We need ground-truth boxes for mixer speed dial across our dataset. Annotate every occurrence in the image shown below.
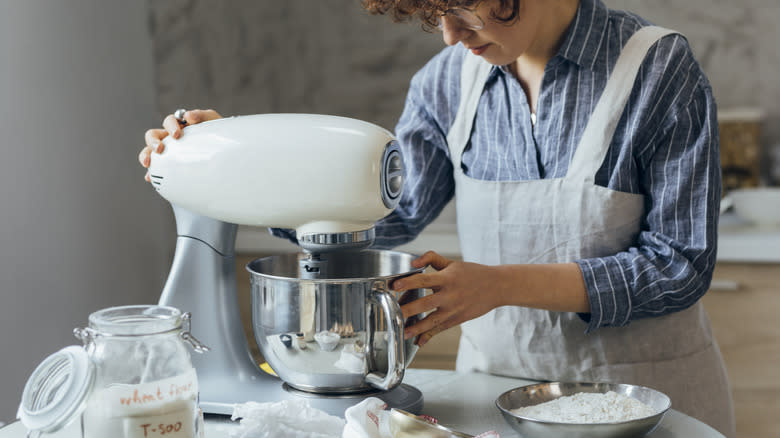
[381,141,404,209]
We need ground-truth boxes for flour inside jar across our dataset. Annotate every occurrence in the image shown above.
[81,368,201,438]
[510,391,657,423]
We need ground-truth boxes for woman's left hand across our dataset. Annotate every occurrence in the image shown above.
[392,251,504,347]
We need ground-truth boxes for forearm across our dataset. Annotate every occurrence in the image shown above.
[394,254,591,346]
[492,263,590,313]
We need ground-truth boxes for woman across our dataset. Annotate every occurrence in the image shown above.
[139,0,734,435]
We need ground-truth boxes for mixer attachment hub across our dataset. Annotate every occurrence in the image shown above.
[297,227,376,253]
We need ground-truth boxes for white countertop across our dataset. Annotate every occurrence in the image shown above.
[402,370,722,437]
[716,213,780,263]
[2,369,722,438]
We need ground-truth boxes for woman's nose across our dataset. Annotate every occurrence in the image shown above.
[440,16,471,46]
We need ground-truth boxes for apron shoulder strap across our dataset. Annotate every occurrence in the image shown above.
[446,51,493,168]
[566,26,680,184]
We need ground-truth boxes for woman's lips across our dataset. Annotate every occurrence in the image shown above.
[468,44,490,55]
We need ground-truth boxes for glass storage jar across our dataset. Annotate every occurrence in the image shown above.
[18,305,208,438]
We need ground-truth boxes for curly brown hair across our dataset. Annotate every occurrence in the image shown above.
[361,0,521,31]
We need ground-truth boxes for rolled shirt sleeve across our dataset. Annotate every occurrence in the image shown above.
[576,43,720,332]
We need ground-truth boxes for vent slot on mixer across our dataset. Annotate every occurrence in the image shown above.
[149,174,164,192]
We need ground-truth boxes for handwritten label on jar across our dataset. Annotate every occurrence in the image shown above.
[126,407,196,438]
[82,369,199,438]
[104,369,198,411]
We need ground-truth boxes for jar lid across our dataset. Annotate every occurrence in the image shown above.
[17,346,95,434]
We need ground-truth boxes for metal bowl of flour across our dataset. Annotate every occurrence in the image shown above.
[495,382,671,438]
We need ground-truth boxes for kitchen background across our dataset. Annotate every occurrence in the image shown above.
[0,0,778,436]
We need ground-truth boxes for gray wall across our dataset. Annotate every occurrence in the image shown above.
[148,0,443,133]
[605,0,780,182]
[0,1,173,422]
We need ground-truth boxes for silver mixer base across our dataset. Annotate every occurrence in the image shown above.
[282,383,424,416]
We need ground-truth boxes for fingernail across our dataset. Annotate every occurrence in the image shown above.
[151,140,160,153]
[393,281,403,290]
[404,329,411,339]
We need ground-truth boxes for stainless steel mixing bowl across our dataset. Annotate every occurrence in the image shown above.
[247,249,427,394]
[495,382,671,438]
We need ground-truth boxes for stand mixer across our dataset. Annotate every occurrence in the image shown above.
[148,114,425,416]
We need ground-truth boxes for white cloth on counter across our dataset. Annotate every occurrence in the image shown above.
[342,398,391,438]
[344,398,501,438]
[230,399,345,438]
[229,397,499,438]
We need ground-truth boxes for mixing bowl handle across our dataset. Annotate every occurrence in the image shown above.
[365,281,405,391]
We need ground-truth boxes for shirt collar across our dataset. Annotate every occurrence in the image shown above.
[491,0,611,80]
[555,0,611,71]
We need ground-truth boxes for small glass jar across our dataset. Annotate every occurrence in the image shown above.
[19,305,208,438]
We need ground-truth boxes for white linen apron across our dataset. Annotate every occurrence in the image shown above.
[449,27,735,437]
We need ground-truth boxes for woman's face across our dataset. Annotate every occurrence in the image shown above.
[440,0,570,66]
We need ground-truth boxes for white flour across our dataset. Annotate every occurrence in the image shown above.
[510,391,657,423]
[81,370,200,437]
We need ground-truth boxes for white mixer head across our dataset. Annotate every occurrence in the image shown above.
[148,113,404,251]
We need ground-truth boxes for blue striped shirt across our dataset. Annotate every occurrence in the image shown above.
[372,0,721,332]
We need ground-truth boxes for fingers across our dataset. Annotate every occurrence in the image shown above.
[186,108,222,124]
[140,128,167,180]
[415,327,443,347]
[393,261,449,292]
[400,292,440,320]
[404,307,450,337]
[138,146,152,168]
[144,128,168,154]
[163,109,223,140]
[405,310,457,346]
[163,114,184,140]
[393,273,429,292]
[411,250,452,270]
[140,109,223,182]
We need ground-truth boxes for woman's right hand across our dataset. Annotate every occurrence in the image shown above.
[139,109,222,181]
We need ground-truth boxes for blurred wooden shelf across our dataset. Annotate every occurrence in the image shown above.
[703,262,780,438]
